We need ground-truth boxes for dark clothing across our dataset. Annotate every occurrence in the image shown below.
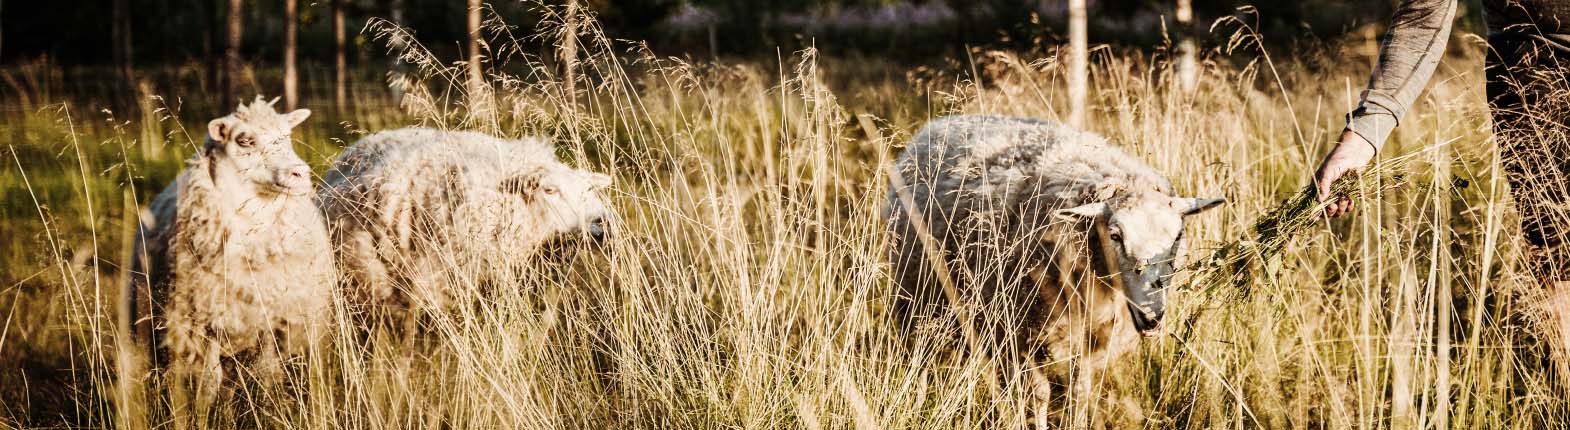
[1485,0,1570,38]
[1345,0,1570,151]
[1345,0,1570,279]
[1488,33,1570,277]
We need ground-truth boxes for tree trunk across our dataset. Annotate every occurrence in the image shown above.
[204,0,219,95]
[388,0,407,103]
[222,0,243,109]
[1067,0,1087,128]
[284,0,298,110]
[559,0,579,106]
[466,0,486,107]
[112,0,134,84]
[1175,0,1197,93]
[333,0,347,114]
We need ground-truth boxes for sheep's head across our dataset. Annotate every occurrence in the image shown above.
[495,163,615,244]
[205,97,313,197]
[1056,192,1224,337]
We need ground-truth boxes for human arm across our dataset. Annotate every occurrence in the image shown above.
[1318,0,1457,217]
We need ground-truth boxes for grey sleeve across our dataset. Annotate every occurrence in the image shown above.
[1345,0,1458,152]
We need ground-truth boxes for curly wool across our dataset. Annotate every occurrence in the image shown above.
[885,114,1176,369]
[319,128,604,323]
[128,108,334,374]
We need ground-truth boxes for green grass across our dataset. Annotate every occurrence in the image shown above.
[2,10,1567,429]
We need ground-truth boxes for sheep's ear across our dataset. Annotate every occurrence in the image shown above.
[207,117,238,142]
[586,172,612,189]
[498,169,545,199]
[283,109,312,128]
[1178,197,1226,216]
[1054,202,1107,221]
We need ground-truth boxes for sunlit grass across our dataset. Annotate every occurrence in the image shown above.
[2,4,1566,428]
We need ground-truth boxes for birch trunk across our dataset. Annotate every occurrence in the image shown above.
[1175,0,1197,92]
[559,0,579,106]
[333,0,347,114]
[284,0,298,110]
[467,0,486,111]
[1067,0,1088,128]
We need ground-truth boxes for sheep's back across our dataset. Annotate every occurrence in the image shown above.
[319,128,561,311]
[889,115,1173,234]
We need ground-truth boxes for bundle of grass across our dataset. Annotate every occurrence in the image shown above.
[1175,151,1424,336]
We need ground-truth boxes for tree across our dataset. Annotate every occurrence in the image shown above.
[333,0,348,114]
[1175,0,1197,93]
[466,0,486,108]
[284,0,298,110]
[222,0,243,109]
[559,0,579,105]
[1067,0,1087,128]
[388,0,407,103]
[204,0,220,95]
[112,0,134,84]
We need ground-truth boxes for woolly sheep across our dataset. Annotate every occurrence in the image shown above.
[885,114,1223,373]
[126,97,334,424]
[318,128,613,337]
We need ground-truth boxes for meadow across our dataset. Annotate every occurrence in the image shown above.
[2,11,1565,429]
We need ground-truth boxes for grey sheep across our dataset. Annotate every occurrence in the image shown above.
[885,114,1223,380]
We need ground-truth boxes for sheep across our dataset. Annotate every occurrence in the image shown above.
[317,128,613,340]
[126,97,334,425]
[884,114,1223,397]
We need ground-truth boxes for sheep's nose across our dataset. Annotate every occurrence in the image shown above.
[286,165,310,180]
[587,216,608,242]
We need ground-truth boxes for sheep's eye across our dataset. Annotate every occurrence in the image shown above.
[1109,232,1123,242]
[542,185,559,195]
[235,135,256,148]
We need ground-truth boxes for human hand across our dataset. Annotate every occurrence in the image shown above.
[1314,130,1377,218]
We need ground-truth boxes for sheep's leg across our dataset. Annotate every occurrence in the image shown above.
[253,332,285,388]
[192,341,223,429]
[1027,359,1054,430]
[167,360,195,430]
[1067,355,1096,430]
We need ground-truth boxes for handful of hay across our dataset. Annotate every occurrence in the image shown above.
[1175,158,1411,337]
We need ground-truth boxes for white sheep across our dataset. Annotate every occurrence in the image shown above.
[318,128,613,338]
[126,97,334,424]
[885,114,1223,384]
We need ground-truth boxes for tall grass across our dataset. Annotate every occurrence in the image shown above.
[2,3,1566,428]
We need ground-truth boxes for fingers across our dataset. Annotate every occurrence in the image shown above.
[1317,166,1359,218]
[1322,184,1355,217]
[1315,171,1335,203]
[1324,195,1354,218]
[1315,163,1342,210]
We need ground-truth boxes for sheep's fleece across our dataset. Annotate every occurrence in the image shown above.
[319,128,612,320]
[885,114,1221,370]
[127,98,334,377]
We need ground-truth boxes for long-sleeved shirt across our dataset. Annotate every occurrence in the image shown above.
[1346,0,1570,152]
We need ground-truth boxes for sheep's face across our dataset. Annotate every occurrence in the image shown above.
[206,103,313,197]
[492,164,615,245]
[1057,194,1224,337]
